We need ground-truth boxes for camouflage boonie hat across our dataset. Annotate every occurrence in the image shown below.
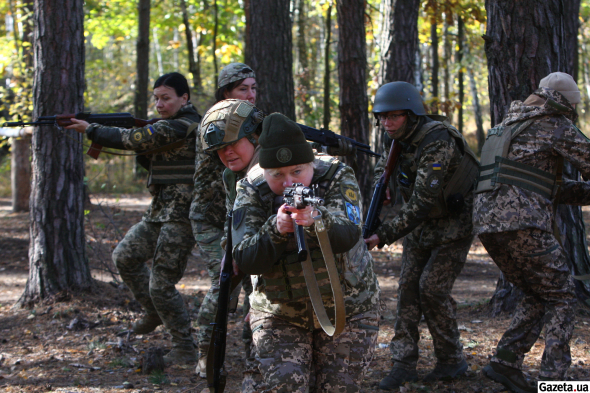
[201,99,264,152]
[218,62,256,88]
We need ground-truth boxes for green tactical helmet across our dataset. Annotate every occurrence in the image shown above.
[372,81,426,116]
[201,99,264,152]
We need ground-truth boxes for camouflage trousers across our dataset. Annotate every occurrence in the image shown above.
[247,309,379,393]
[390,234,472,369]
[112,220,195,348]
[191,221,253,357]
[479,229,576,379]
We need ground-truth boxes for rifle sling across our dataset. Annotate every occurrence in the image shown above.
[301,211,346,337]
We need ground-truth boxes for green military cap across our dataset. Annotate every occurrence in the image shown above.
[259,113,314,168]
[218,62,256,88]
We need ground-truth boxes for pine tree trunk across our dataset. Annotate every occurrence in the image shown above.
[134,0,150,120]
[485,0,587,315]
[295,0,312,121]
[376,0,420,152]
[457,17,464,134]
[11,136,31,212]
[180,0,201,93]
[336,0,371,214]
[323,4,332,130]
[18,0,92,307]
[248,0,295,119]
[430,20,439,114]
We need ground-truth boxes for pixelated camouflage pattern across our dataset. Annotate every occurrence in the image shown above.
[473,87,590,235]
[88,104,200,224]
[218,62,256,88]
[479,229,576,379]
[189,122,227,229]
[113,221,196,348]
[389,234,472,369]
[232,154,380,330]
[247,309,378,393]
[373,118,474,248]
[560,178,590,205]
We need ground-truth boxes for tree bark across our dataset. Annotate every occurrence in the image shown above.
[11,136,31,212]
[375,0,420,157]
[457,17,465,134]
[180,0,201,93]
[336,0,371,214]
[134,0,150,120]
[248,0,295,119]
[18,0,92,307]
[485,0,587,315]
[295,0,312,121]
[323,4,332,130]
[430,21,439,114]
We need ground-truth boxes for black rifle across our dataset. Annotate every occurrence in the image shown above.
[362,140,403,239]
[3,112,161,159]
[297,123,380,157]
[207,211,244,393]
[283,183,324,261]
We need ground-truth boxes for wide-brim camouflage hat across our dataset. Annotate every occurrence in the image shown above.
[218,62,256,88]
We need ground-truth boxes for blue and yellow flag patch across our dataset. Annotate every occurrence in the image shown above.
[146,125,155,135]
[432,163,442,171]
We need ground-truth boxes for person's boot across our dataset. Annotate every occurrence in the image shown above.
[132,313,163,334]
[164,345,197,366]
[195,355,207,378]
[379,366,418,391]
[423,359,468,382]
[483,362,537,393]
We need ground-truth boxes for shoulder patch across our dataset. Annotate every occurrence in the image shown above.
[132,130,144,142]
[345,202,361,225]
[340,183,359,205]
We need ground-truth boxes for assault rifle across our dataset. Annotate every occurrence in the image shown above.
[362,140,403,239]
[297,123,380,157]
[3,112,161,159]
[207,211,244,393]
[283,183,324,261]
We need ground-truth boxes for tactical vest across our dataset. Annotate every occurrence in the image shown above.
[475,119,562,200]
[147,118,200,186]
[247,156,345,303]
[397,116,480,218]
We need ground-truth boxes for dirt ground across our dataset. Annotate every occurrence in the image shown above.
[1,194,590,393]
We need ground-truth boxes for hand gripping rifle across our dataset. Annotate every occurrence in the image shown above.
[3,112,161,159]
[362,140,403,239]
[283,183,324,261]
[296,123,380,157]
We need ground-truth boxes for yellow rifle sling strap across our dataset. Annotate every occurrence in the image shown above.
[300,210,346,337]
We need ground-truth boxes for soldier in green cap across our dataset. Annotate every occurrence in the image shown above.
[365,81,479,390]
[231,112,380,392]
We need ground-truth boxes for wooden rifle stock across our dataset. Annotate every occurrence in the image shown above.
[362,140,403,239]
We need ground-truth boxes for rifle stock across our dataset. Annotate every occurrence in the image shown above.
[362,140,403,239]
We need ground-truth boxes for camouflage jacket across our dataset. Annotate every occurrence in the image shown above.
[473,88,590,235]
[86,104,201,223]
[188,121,227,230]
[373,116,474,248]
[231,155,380,329]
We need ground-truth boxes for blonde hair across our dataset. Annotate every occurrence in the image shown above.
[264,161,315,177]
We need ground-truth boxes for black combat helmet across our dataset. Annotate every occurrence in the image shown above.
[373,81,426,116]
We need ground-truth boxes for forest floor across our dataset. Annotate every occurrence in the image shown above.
[1,194,590,393]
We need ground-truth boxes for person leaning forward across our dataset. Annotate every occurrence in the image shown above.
[66,72,201,365]
[231,113,380,393]
[365,81,479,390]
[474,72,590,392]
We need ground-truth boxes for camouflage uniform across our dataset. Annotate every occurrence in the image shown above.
[474,87,590,379]
[189,115,254,361]
[86,104,201,350]
[232,154,380,393]
[373,116,474,370]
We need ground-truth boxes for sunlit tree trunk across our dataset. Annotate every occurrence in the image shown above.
[180,0,201,93]
[248,0,295,119]
[295,0,312,121]
[134,0,150,120]
[430,18,439,114]
[18,0,92,307]
[485,0,587,315]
